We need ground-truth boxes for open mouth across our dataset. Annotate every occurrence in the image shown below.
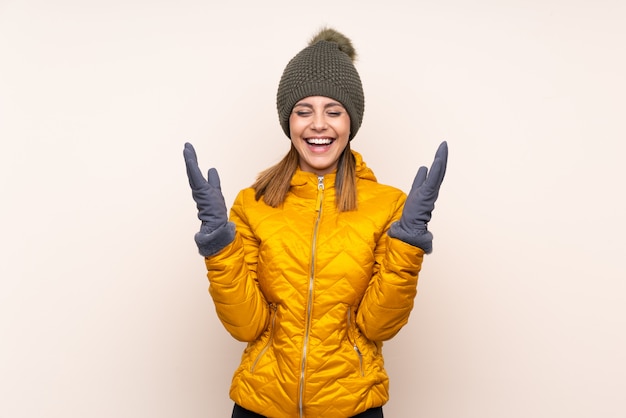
[306,137,334,146]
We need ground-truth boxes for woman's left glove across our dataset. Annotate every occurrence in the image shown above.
[388,141,448,253]
[183,142,235,256]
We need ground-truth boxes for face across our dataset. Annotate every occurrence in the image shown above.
[289,96,350,176]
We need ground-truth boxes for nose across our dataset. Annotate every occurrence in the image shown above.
[310,112,327,130]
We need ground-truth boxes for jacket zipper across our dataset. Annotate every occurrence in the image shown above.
[346,308,364,377]
[250,303,277,373]
[298,175,324,418]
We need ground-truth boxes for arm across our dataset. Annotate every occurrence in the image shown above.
[357,141,448,341]
[204,234,269,342]
[183,143,268,342]
[356,198,425,341]
[204,191,270,342]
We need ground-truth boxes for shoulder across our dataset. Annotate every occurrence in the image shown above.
[232,187,262,209]
[357,178,406,208]
[353,150,406,202]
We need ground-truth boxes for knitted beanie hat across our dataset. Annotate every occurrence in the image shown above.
[276,28,365,140]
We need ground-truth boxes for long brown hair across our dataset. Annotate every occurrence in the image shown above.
[252,143,358,211]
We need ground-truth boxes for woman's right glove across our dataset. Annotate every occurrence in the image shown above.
[183,142,235,257]
[388,141,448,253]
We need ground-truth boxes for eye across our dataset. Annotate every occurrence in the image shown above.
[327,110,343,117]
[294,110,312,117]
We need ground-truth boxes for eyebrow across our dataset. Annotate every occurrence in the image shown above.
[293,101,345,109]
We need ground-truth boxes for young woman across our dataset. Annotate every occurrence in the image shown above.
[184,28,448,418]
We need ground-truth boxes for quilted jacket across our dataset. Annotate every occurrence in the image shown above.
[204,151,425,418]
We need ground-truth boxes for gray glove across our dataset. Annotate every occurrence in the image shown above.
[183,142,235,256]
[388,141,448,253]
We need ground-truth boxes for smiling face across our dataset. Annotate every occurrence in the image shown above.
[289,96,351,176]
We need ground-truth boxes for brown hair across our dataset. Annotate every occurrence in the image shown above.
[252,143,357,212]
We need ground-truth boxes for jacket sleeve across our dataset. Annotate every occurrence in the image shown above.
[356,194,425,341]
[203,189,269,342]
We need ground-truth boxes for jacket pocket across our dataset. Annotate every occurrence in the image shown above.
[346,306,364,377]
[250,303,277,373]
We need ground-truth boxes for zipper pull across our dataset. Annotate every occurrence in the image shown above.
[316,176,324,212]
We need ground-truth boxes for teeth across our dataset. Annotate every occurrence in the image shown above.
[306,138,333,145]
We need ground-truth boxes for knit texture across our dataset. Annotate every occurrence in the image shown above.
[276,31,365,140]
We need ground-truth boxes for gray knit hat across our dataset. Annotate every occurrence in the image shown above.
[276,28,365,140]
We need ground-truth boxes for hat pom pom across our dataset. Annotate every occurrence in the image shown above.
[309,27,356,62]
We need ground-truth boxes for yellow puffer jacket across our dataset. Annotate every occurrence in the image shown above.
[204,151,424,418]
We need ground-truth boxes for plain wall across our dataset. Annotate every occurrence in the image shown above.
[1,0,625,417]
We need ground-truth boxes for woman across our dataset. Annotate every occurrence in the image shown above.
[184,28,448,418]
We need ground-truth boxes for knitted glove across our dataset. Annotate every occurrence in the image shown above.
[183,142,235,256]
[388,141,448,253]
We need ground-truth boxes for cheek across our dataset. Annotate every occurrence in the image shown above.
[335,119,351,138]
[288,117,304,137]
[338,116,351,134]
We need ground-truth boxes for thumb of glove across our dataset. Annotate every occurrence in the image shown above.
[207,167,222,191]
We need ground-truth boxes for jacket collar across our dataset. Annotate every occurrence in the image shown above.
[290,150,377,188]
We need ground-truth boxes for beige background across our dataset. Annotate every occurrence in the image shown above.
[1,0,625,417]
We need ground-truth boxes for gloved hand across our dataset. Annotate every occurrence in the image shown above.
[388,141,448,253]
[183,142,235,256]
